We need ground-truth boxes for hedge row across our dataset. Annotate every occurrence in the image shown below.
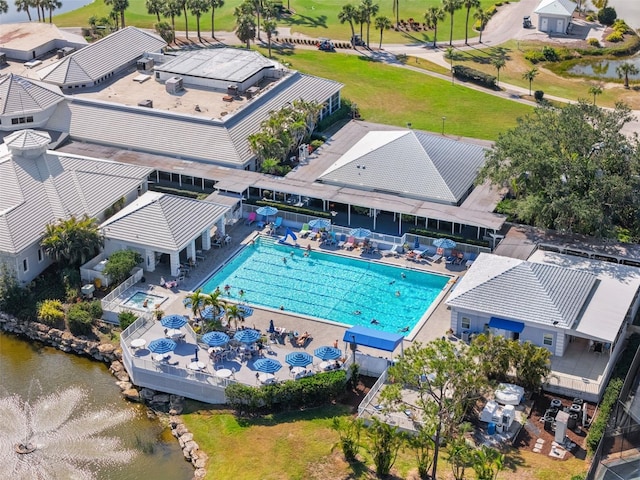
[274,37,353,49]
[408,228,490,248]
[253,199,332,218]
[452,65,498,90]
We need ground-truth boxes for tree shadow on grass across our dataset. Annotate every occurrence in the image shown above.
[281,13,328,29]
[463,45,513,65]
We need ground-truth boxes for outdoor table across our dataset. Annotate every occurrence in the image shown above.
[208,347,223,354]
[188,361,205,371]
[215,368,232,379]
[168,328,182,339]
[320,361,337,371]
[131,338,146,350]
[153,353,170,362]
[291,366,306,376]
[259,373,276,384]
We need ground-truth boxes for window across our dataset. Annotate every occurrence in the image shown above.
[22,258,28,272]
[38,249,43,262]
[461,317,470,329]
[543,333,553,346]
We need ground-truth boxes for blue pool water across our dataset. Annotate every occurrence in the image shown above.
[199,237,450,335]
[122,291,167,310]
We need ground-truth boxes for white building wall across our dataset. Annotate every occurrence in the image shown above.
[0,104,60,132]
[14,242,52,284]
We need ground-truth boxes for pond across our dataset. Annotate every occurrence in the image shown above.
[568,54,640,79]
[0,332,193,480]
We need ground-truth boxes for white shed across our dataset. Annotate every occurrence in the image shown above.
[534,0,575,34]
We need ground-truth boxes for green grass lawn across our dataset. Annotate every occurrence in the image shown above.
[53,0,500,44]
[258,47,532,140]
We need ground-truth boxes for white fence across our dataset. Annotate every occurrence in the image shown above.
[101,268,144,323]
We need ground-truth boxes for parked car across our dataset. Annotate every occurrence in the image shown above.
[317,38,335,51]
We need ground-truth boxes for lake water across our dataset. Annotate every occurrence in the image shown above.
[568,55,640,79]
[2,0,93,24]
[0,331,193,480]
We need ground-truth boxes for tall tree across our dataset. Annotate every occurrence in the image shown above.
[442,0,462,46]
[225,303,245,330]
[155,20,175,43]
[146,0,163,22]
[616,62,639,89]
[41,216,104,268]
[588,83,603,105]
[365,418,405,478]
[477,101,640,237]
[391,0,399,28]
[381,338,486,480]
[263,17,277,57]
[462,0,479,44]
[474,8,491,43]
[374,15,391,48]
[105,0,129,28]
[359,0,379,48]
[522,67,538,95]
[338,4,357,45]
[15,0,32,21]
[179,0,190,40]
[187,0,209,40]
[162,0,183,32]
[41,0,61,22]
[184,288,206,319]
[235,11,256,48]
[491,56,505,87]
[209,0,224,37]
[424,6,445,48]
[472,445,505,480]
[0,0,8,14]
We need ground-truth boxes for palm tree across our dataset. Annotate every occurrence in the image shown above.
[338,4,357,45]
[42,0,61,22]
[41,216,104,268]
[491,56,505,87]
[424,6,445,48]
[235,13,256,48]
[616,62,639,89]
[184,288,206,319]
[263,17,277,57]
[472,445,504,480]
[442,0,462,46]
[104,0,129,28]
[0,0,8,14]
[391,0,399,28]
[225,303,245,330]
[522,67,538,95]
[375,15,392,48]
[162,0,183,33]
[209,0,224,37]
[188,0,209,40]
[462,0,479,44]
[14,0,32,21]
[588,83,603,105]
[359,0,379,48]
[474,8,491,43]
[146,0,163,21]
[179,0,190,40]
[155,20,175,43]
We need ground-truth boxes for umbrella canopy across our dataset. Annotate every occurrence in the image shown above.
[349,228,372,239]
[256,206,279,217]
[253,358,282,373]
[314,346,342,361]
[238,305,254,318]
[433,238,457,249]
[309,218,331,230]
[148,338,177,354]
[285,351,313,367]
[233,329,262,344]
[202,306,225,320]
[201,331,230,347]
[183,297,203,309]
[160,314,188,329]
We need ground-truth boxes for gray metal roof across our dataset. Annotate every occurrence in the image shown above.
[318,130,487,204]
[0,132,152,254]
[534,0,575,16]
[100,192,229,252]
[37,27,166,86]
[0,74,64,115]
[446,253,598,328]
[44,71,342,167]
[156,48,278,83]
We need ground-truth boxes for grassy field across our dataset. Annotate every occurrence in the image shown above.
[53,0,500,44]
[255,47,532,139]
[181,404,588,480]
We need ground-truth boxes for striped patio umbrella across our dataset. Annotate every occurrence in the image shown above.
[309,218,331,230]
[285,351,313,367]
[253,358,282,373]
[233,329,261,344]
[314,346,342,361]
[349,228,371,239]
[160,314,188,329]
[201,331,230,347]
[238,305,254,318]
[147,338,177,354]
[201,306,225,321]
[432,238,457,249]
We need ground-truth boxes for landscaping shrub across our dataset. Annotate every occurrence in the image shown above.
[253,199,331,218]
[606,31,624,43]
[75,299,103,319]
[104,249,143,285]
[598,7,617,26]
[524,49,545,64]
[534,90,545,102]
[542,46,559,61]
[612,19,630,34]
[67,303,94,335]
[452,65,497,89]
[37,299,66,327]
[119,311,138,330]
[149,185,203,199]
[310,139,324,149]
[588,38,601,47]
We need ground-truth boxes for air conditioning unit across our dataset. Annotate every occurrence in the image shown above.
[166,76,183,94]
[227,85,238,96]
[137,58,154,71]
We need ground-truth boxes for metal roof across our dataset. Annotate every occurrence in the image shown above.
[100,192,230,252]
[534,0,575,16]
[37,27,166,86]
[0,132,152,254]
[0,74,65,115]
[155,48,279,83]
[318,130,487,204]
[446,253,598,328]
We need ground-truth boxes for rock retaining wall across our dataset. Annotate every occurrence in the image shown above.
[0,312,207,480]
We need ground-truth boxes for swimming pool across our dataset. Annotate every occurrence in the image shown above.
[199,237,450,336]
[122,291,167,310]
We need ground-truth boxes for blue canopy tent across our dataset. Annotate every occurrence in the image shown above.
[342,325,405,357]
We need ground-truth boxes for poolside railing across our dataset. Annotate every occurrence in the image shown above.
[357,368,388,417]
[101,268,145,323]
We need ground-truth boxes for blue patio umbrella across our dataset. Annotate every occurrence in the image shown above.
[238,305,254,318]
[256,206,279,223]
[349,228,371,239]
[309,218,331,230]
[253,358,282,373]
[285,351,313,367]
[183,297,204,309]
[148,338,177,354]
[314,346,342,361]
[160,314,188,329]
[433,238,457,250]
[202,306,225,321]
[233,329,262,344]
[201,331,230,347]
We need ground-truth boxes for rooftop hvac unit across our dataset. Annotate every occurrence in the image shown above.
[227,85,238,96]
[166,76,183,94]
[137,58,154,71]
[56,47,75,59]
[0,53,6,66]
[245,86,260,99]
[138,99,153,108]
